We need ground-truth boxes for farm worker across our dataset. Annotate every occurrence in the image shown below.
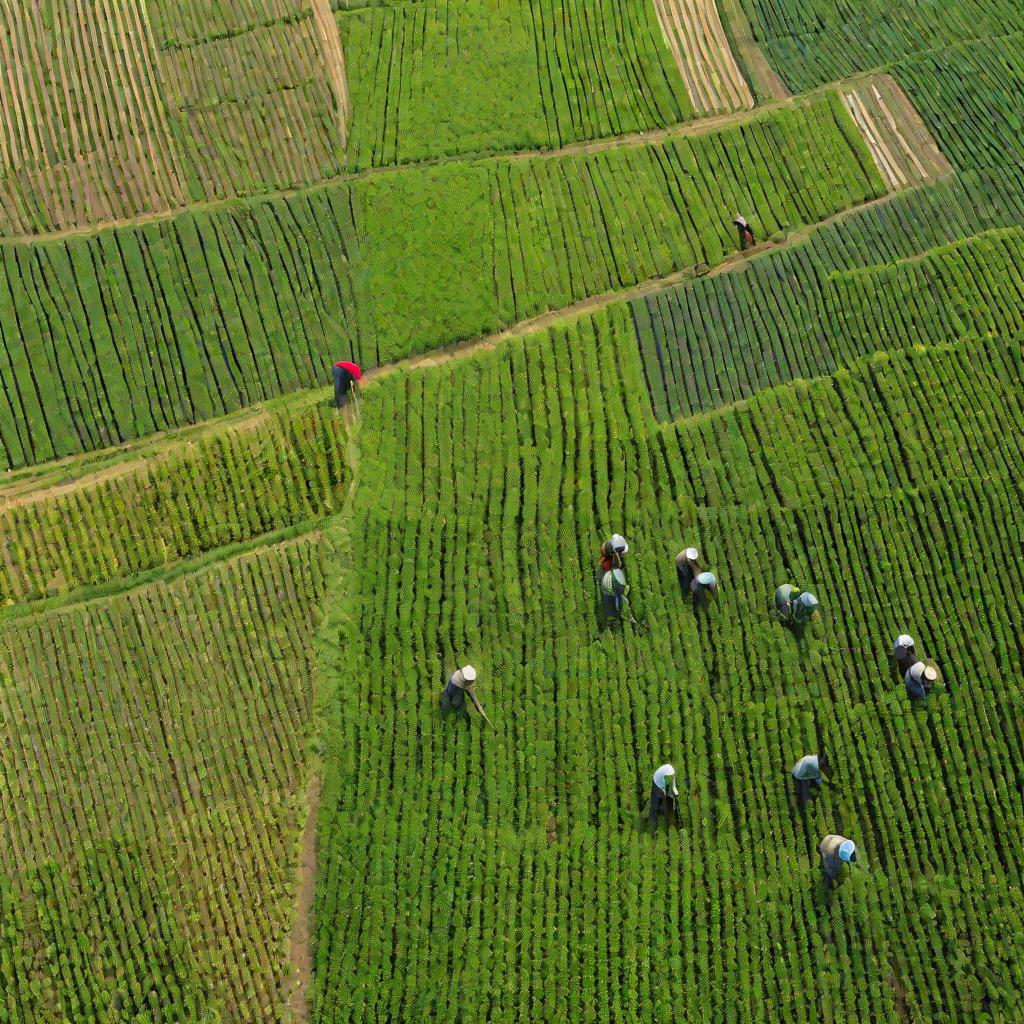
[332,359,362,408]
[733,215,755,251]
[791,752,832,807]
[819,834,857,887]
[601,568,632,623]
[774,584,819,625]
[648,764,679,824]
[444,665,491,723]
[893,634,917,674]
[691,571,718,608]
[904,660,939,700]
[675,547,701,590]
[600,534,629,571]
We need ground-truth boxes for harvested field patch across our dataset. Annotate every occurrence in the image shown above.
[650,0,754,114]
[842,74,951,190]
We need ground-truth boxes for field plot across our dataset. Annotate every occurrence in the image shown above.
[0,93,882,470]
[0,538,324,1023]
[340,0,695,168]
[339,0,547,168]
[0,402,345,603]
[155,11,346,200]
[314,307,1024,1022]
[650,0,753,115]
[631,168,1024,420]
[0,0,186,236]
[736,0,1024,91]
[841,75,951,190]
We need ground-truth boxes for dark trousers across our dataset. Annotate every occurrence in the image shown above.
[648,784,673,824]
[677,564,694,594]
[795,777,812,806]
[333,365,353,408]
[444,681,465,710]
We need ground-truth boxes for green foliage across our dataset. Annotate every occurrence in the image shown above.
[314,302,1024,1022]
[0,539,324,1022]
[0,401,346,603]
[340,0,693,169]
[631,173,1024,420]
[0,94,880,469]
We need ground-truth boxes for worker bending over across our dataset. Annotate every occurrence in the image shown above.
[444,665,490,723]
[774,584,819,627]
[600,534,629,571]
[819,834,857,888]
[649,764,679,825]
[333,360,362,408]
[791,752,832,807]
[675,547,701,589]
[733,215,755,251]
[905,660,939,700]
[893,634,917,675]
[601,568,634,624]
[691,571,717,609]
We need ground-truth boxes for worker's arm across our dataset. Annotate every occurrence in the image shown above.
[467,687,491,724]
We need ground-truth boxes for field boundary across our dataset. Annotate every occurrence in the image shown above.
[286,773,321,1023]
[3,75,891,247]
[716,0,790,99]
[0,185,911,509]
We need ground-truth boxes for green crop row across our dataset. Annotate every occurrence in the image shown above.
[314,305,1024,1021]
[0,537,324,1022]
[339,0,694,170]
[0,93,881,470]
[631,170,1024,420]
[0,401,345,604]
[827,227,1024,356]
[658,334,1024,513]
[736,0,1024,92]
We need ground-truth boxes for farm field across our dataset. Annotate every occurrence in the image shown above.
[2,0,1024,1021]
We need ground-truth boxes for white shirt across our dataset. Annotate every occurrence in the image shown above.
[653,764,678,795]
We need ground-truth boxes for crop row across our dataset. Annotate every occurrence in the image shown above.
[0,0,188,237]
[0,401,345,604]
[658,333,1024,513]
[339,0,693,170]
[632,169,1024,420]
[315,305,1024,1021]
[0,537,323,1022]
[737,0,1024,91]
[158,13,346,200]
[0,93,881,470]
[827,227,1024,356]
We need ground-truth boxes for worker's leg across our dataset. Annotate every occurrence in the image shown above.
[449,686,465,711]
[648,785,665,824]
[333,366,346,408]
[795,778,811,806]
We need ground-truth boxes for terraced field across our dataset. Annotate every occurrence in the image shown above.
[2,0,1024,1021]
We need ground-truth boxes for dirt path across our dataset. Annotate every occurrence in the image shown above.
[2,183,907,509]
[0,404,273,510]
[286,773,321,1024]
[358,187,902,387]
[310,0,350,147]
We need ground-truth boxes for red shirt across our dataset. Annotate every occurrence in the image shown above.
[334,360,362,379]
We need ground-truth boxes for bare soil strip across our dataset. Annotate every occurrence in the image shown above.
[716,0,790,100]
[286,773,321,1024]
[651,0,753,114]
[843,74,952,190]
[310,0,351,148]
